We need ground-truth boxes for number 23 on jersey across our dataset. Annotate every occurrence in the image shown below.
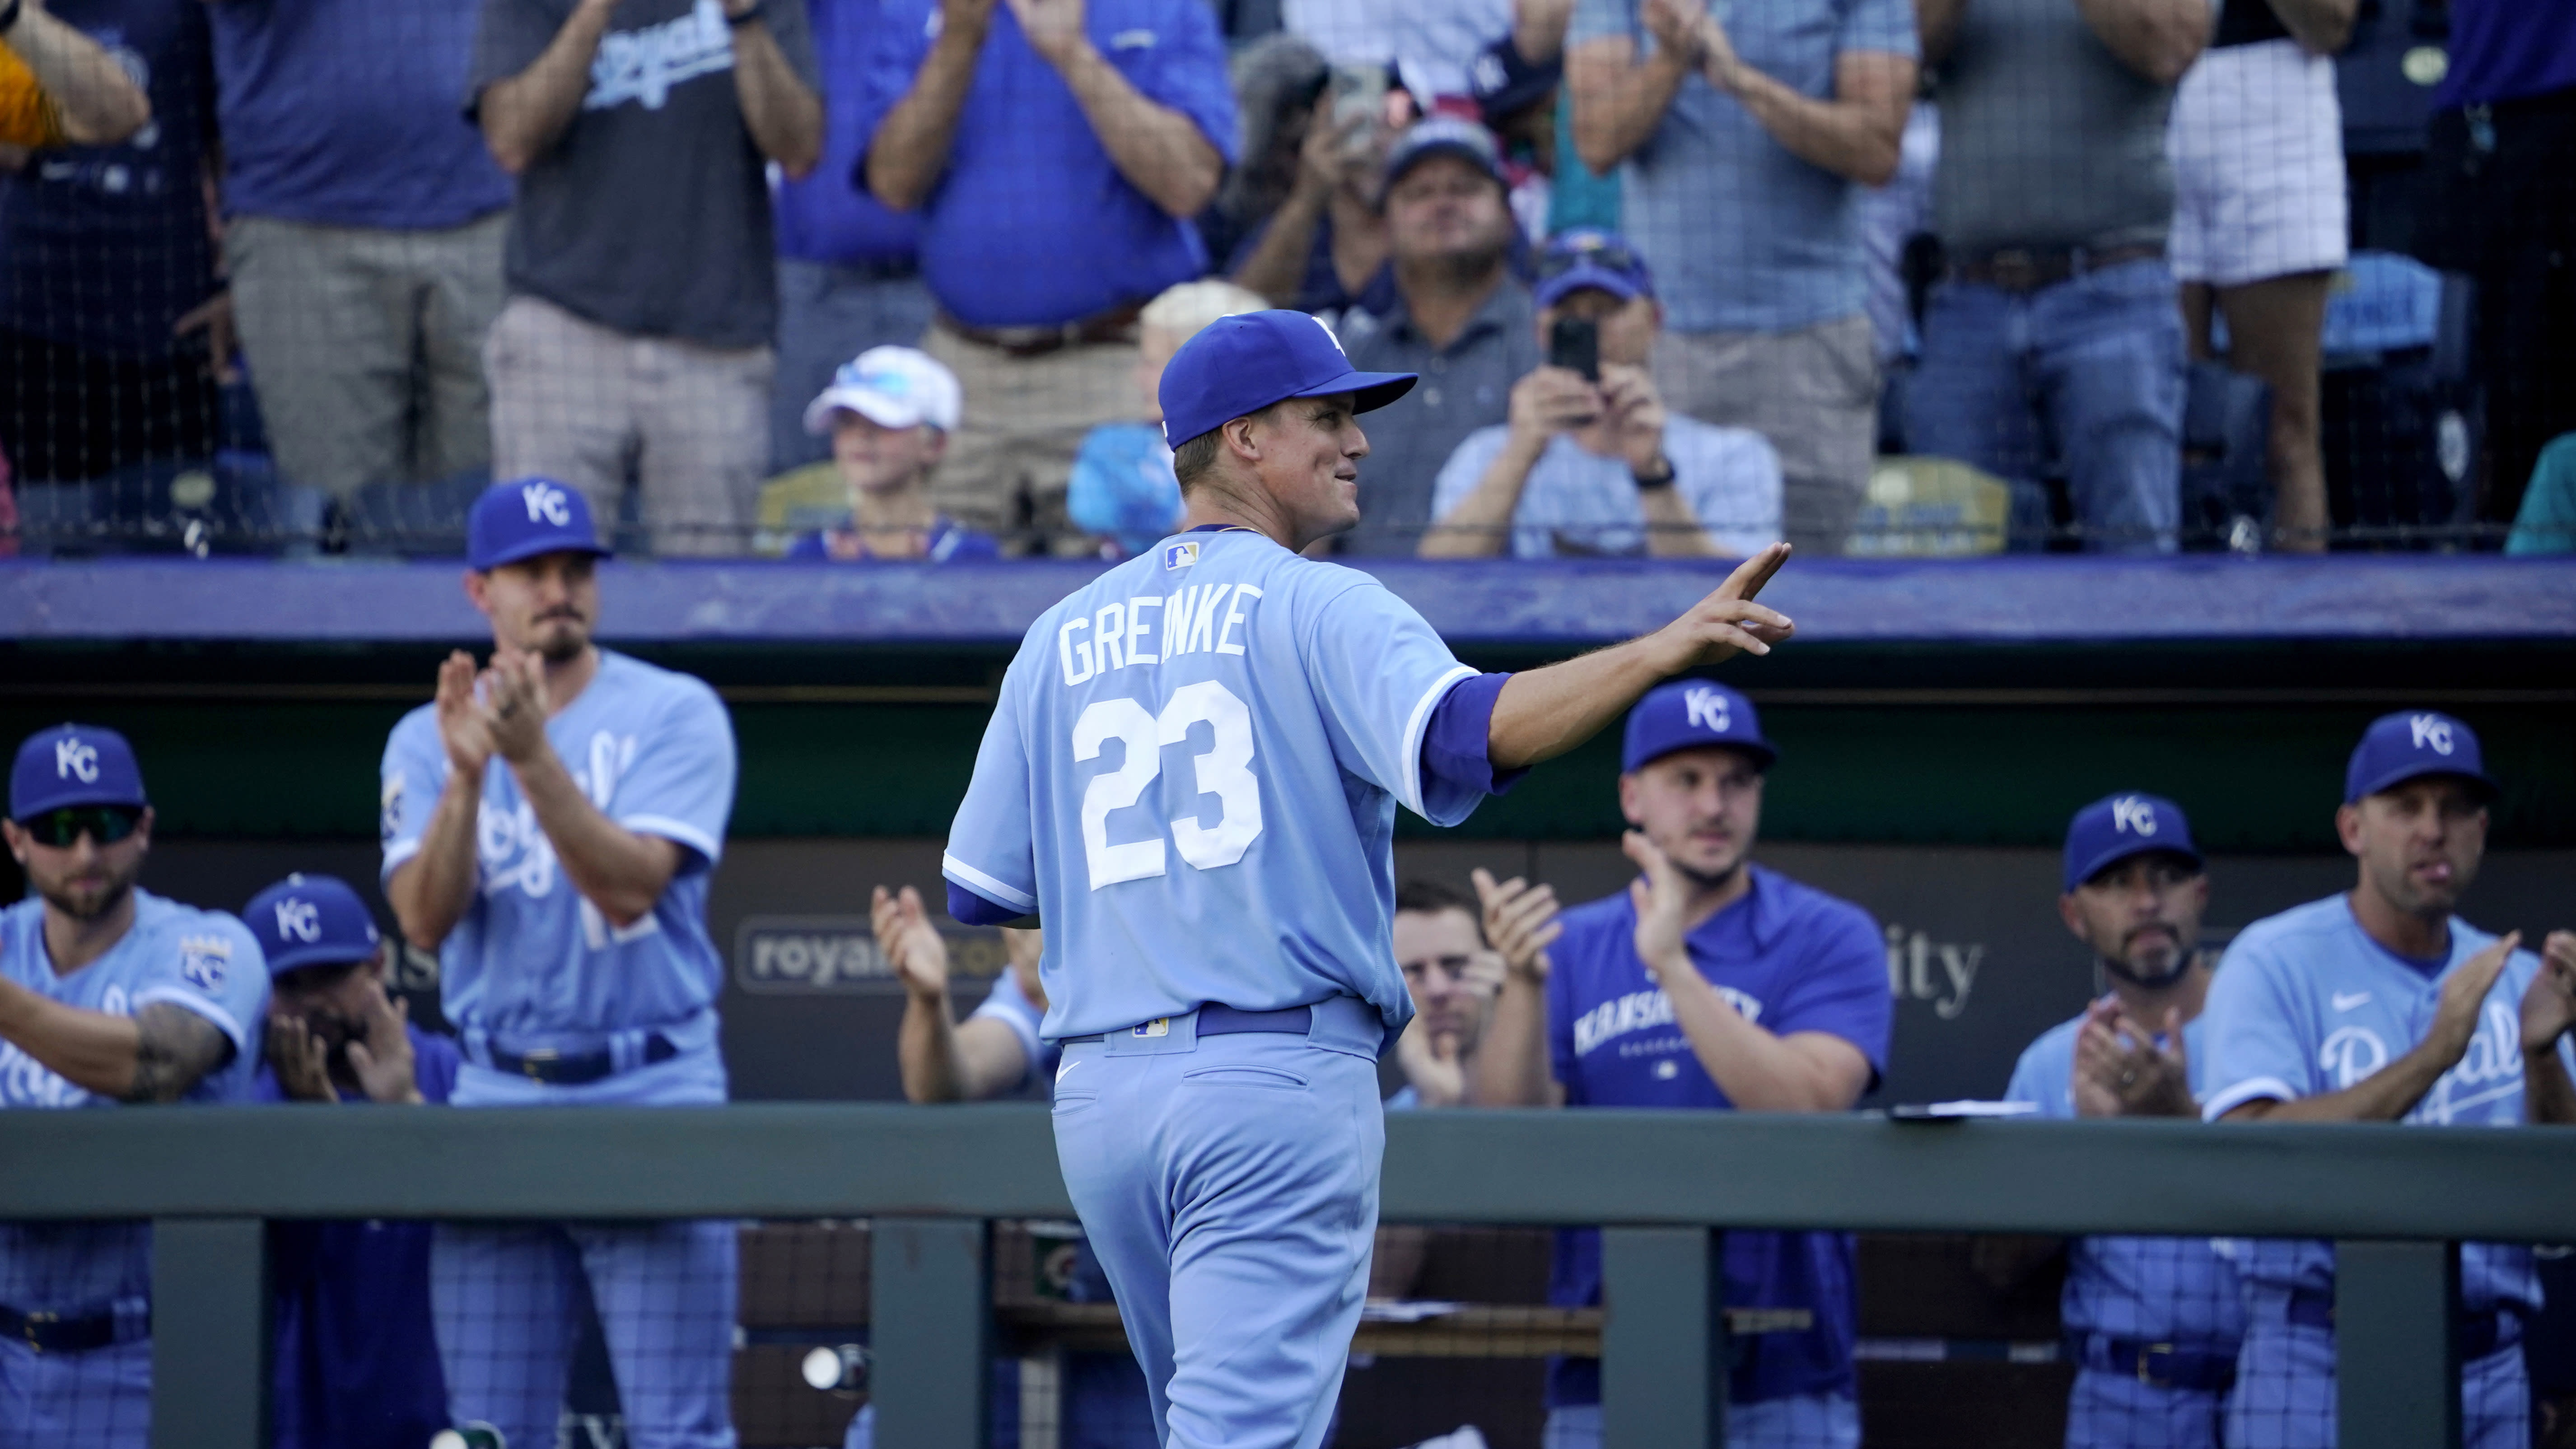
[1074,682,1263,890]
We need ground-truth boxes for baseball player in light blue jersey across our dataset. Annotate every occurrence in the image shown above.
[381,479,741,1449]
[0,724,270,1449]
[940,309,1797,1449]
[2002,793,2244,1449]
[2200,711,2576,1449]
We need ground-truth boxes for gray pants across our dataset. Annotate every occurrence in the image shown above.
[225,212,508,499]
[1655,312,1880,557]
[768,257,934,474]
[485,293,773,558]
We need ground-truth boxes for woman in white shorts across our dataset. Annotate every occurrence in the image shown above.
[2167,0,2356,551]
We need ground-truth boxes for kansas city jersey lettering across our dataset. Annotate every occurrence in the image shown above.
[2316,1000,2526,1126]
[472,730,660,947]
[1572,984,1764,1056]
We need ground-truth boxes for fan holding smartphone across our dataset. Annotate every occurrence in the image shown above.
[1420,230,1785,559]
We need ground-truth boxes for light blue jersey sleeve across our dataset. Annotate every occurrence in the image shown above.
[2198,935,2319,1121]
[967,968,1047,1090]
[607,679,738,871]
[378,706,446,884]
[2003,1034,2057,1115]
[135,912,271,1095]
[944,648,1041,916]
[1300,580,1479,826]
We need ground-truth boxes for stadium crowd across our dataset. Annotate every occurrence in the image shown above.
[0,0,2571,556]
[0,472,2571,1449]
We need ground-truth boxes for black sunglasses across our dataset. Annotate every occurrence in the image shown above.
[1536,235,1644,283]
[20,805,142,848]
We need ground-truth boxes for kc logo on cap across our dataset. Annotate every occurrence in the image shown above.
[1622,680,1776,774]
[55,736,98,783]
[522,480,572,526]
[2109,796,2159,836]
[1156,310,1418,452]
[12,723,148,822]
[2346,709,2495,803]
[468,477,610,573]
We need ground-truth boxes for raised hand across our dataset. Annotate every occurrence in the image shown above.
[1395,1016,1470,1107]
[344,980,425,1104]
[874,885,952,1002]
[265,1015,335,1103]
[434,651,496,777]
[1651,541,1796,670]
[2428,932,2520,1067]
[1599,363,1668,475]
[1506,366,1604,451]
[481,646,553,766]
[1640,0,1709,66]
[2521,931,2576,1056]
[1002,0,1087,66]
[1621,829,1694,981]
[1473,867,1562,984]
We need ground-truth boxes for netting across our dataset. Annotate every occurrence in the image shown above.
[0,0,2565,558]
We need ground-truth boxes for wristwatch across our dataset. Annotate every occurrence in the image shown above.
[1632,456,1677,491]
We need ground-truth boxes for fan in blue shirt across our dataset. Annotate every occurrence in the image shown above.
[1474,681,1888,1449]
[245,873,461,1449]
[0,725,271,1449]
[1999,793,2244,1449]
[2199,711,2576,1449]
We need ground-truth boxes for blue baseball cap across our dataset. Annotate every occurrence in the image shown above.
[10,723,148,822]
[2062,792,2203,893]
[2345,709,2497,804]
[1382,115,1507,192]
[1535,229,1656,311]
[1157,310,1417,450]
[467,477,611,573]
[1620,681,1776,773]
[245,873,383,976]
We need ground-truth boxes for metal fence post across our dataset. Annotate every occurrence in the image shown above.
[1601,1225,1724,1449]
[870,1215,992,1449]
[150,1216,268,1449]
[2336,1239,2460,1449]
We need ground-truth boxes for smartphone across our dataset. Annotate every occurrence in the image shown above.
[1328,64,1387,132]
[1548,316,1600,382]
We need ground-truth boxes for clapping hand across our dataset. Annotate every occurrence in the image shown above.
[480,647,552,765]
[1473,868,1562,985]
[434,651,496,777]
[345,978,424,1105]
[874,885,952,1002]
[2071,997,2192,1118]
[1003,0,1087,66]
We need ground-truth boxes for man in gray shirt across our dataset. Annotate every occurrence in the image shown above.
[1904,0,2206,553]
[470,0,823,554]
[1338,118,1541,557]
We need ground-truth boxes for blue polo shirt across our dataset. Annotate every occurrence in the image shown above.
[2435,0,2576,108]
[854,0,1238,328]
[773,0,918,266]
[1563,0,1917,334]
[257,1025,462,1449]
[1543,865,1890,1408]
[2004,1007,2245,1348]
[208,0,510,229]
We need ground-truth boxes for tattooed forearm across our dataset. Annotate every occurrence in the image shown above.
[124,1002,235,1103]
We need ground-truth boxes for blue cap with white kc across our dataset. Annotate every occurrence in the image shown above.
[1157,310,1418,450]
[1620,680,1777,774]
[245,873,383,976]
[2062,792,2203,893]
[2345,709,2497,804]
[11,723,149,821]
[467,476,611,573]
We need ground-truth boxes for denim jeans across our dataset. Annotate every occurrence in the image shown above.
[1906,258,2185,553]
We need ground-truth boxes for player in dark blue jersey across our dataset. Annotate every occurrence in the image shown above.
[248,873,460,1449]
[1472,682,1888,1449]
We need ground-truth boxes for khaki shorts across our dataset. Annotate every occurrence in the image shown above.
[1654,313,1879,556]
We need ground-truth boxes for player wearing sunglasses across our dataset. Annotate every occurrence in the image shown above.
[0,723,271,1447]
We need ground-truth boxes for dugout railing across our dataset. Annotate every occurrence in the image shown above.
[5,1105,2571,1449]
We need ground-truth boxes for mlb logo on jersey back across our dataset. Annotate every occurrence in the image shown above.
[1163,540,1200,571]
[178,935,232,991]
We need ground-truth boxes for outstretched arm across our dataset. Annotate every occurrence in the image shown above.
[1487,542,1793,770]
[0,989,235,1102]
[5,0,151,145]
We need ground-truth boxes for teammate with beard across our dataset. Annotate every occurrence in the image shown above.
[382,477,741,1449]
[2201,711,2576,1449]
[0,724,270,1448]
[1472,680,1888,1449]
[2000,793,2244,1448]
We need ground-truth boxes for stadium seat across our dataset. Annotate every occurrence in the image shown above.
[1845,457,2014,558]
